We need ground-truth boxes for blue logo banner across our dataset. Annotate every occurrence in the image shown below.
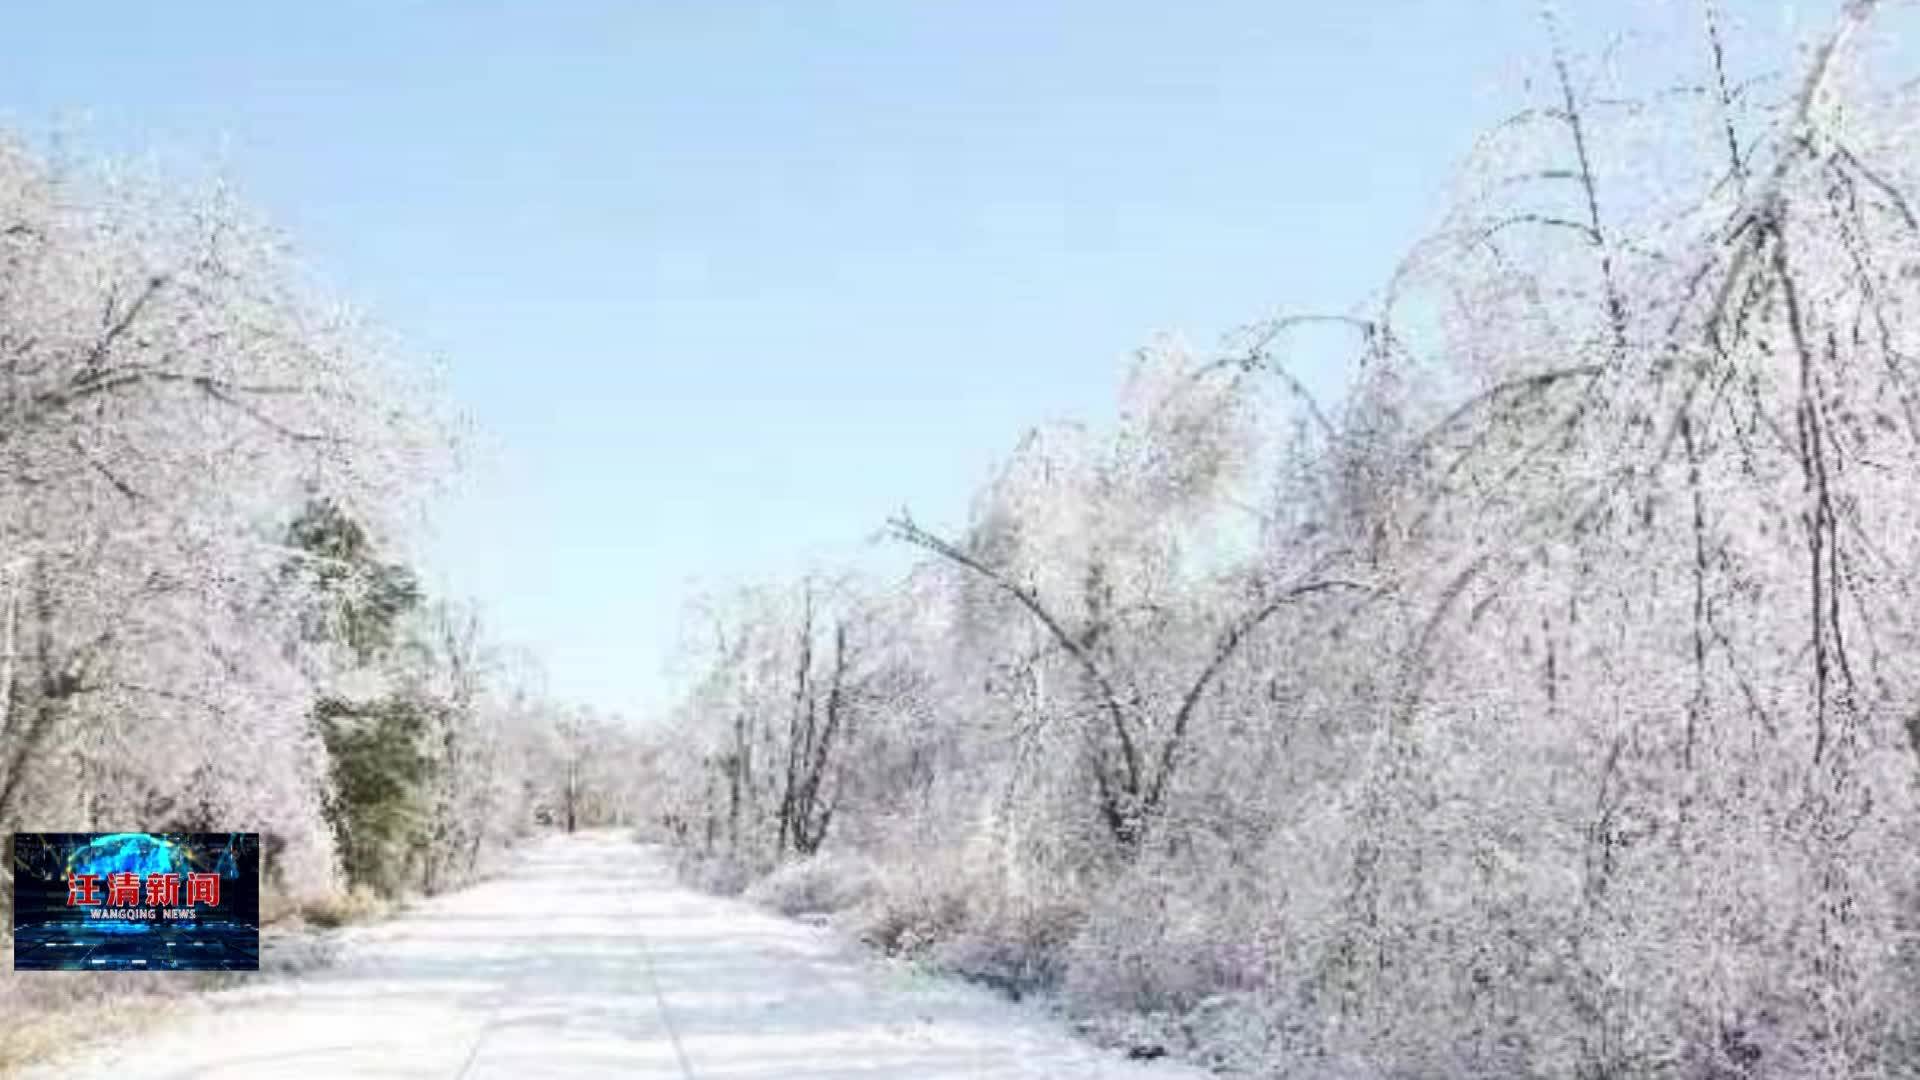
[9,832,260,971]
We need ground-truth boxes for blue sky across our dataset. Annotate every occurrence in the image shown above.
[0,2,1830,719]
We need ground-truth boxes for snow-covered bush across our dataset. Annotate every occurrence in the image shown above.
[672,848,761,898]
[849,847,979,958]
[744,851,882,917]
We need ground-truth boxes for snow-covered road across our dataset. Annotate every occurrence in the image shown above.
[26,831,1201,1079]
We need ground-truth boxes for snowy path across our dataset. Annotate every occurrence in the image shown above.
[25,831,1202,1079]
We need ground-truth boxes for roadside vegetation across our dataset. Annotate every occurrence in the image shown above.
[642,4,1920,1076]
[0,137,648,1073]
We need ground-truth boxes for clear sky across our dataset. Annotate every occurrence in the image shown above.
[0,2,1833,720]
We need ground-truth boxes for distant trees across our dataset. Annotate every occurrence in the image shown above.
[550,706,644,834]
[650,576,922,873]
[651,4,1920,1076]
[289,496,622,898]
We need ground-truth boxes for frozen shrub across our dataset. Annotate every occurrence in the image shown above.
[297,884,392,930]
[850,851,980,957]
[929,892,1087,1000]
[744,852,881,917]
[1065,864,1268,1017]
[673,849,761,897]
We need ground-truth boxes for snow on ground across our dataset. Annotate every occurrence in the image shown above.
[21,830,1206,1079]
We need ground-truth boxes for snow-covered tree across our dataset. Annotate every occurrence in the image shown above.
[0,135,444,904]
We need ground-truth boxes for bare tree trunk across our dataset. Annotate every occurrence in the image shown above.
[793,621,850,856]
[0,561,70,830]
[779,586,815,857]
[0,558,18,745]
[565,754,578,833]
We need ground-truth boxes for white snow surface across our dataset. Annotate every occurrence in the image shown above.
[24,830,1204,1079]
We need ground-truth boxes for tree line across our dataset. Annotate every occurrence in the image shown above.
[643,4,1920,1076]
[0,136,642,927]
